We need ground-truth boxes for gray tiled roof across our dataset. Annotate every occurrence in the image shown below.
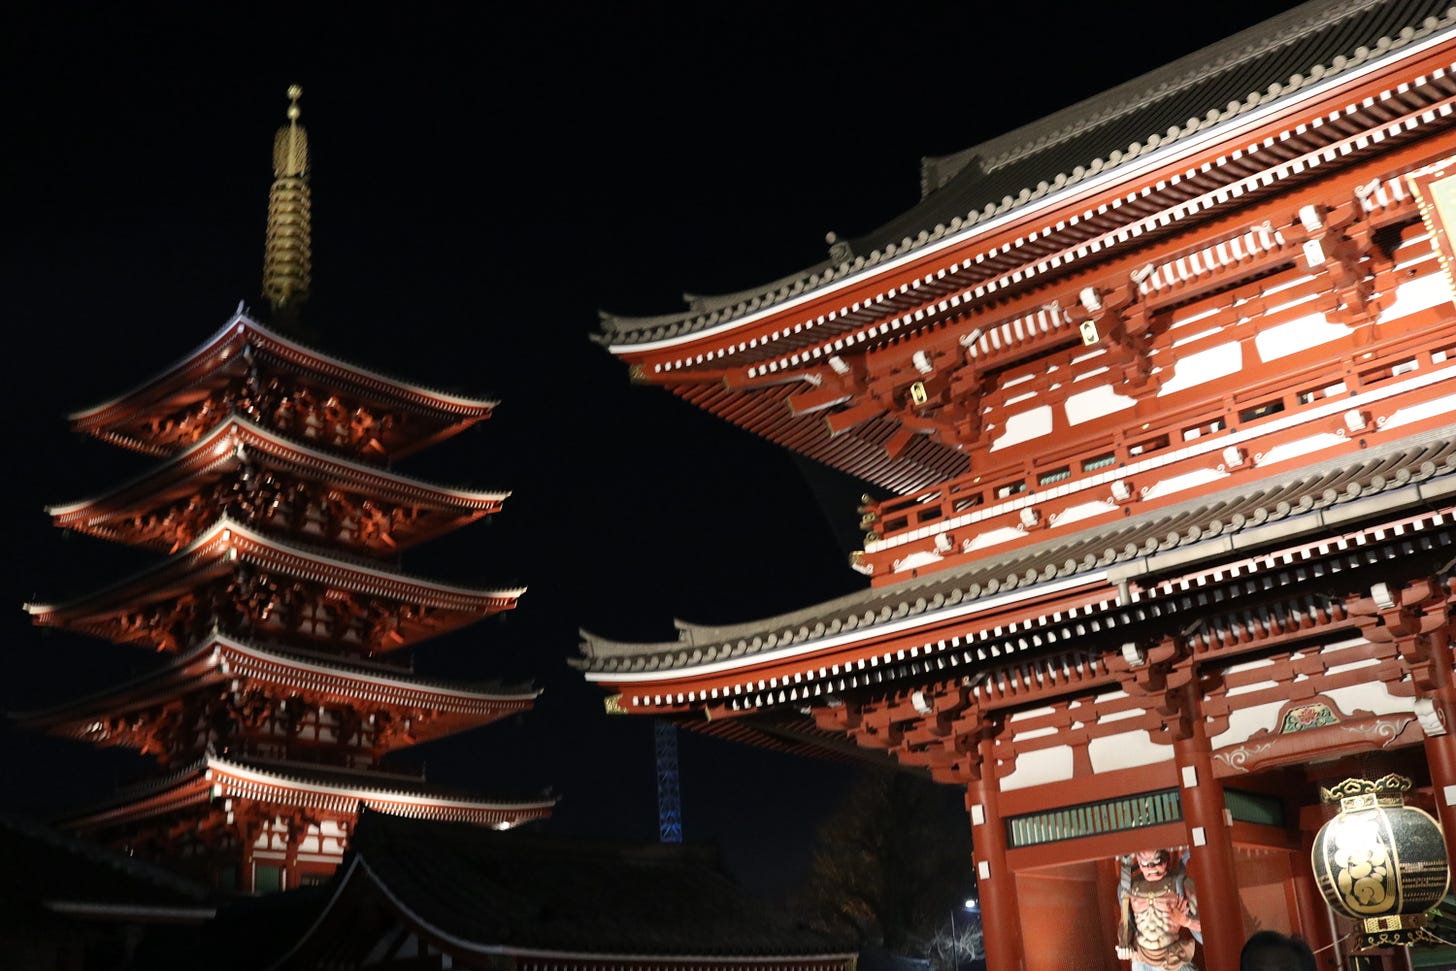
[576,424,1456,672]
[875,0,1455,254]
[0,810,210,910]
[597,0,1456,347]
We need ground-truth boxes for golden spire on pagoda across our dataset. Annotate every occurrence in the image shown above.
[262,84,312,325]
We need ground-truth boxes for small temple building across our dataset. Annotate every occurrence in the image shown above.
[15,86,553,894]
[576,1,1456,968]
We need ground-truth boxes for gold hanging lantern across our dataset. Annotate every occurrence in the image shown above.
[1311,774,1450,948]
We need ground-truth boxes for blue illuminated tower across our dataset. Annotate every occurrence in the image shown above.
[655,721,683,843]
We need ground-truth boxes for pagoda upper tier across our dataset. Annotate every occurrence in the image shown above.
[13,632,538,768]
[71,312,497,461]
[46,415,509,556]
[25,517,523,656]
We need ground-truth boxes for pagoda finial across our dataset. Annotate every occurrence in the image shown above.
[262,84,313,327]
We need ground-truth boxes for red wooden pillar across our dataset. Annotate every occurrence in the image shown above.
[967,731,1023,971]
[1418,630,1456,864]
[1293,827,1340,971]
[283,817,303,891]
[240,844,256,894]
[1422,711,1456,856]
[1377,582,1456,879]
[1172,680,1244,970]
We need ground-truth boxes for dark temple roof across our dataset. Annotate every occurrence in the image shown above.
[864,0,1453,256]
[330,808,855,957]
[0,810,212,916]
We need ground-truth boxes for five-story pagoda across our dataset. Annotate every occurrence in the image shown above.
[17,87,553,893]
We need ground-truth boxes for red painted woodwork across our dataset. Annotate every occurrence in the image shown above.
[24,313,545,892]
[580,7,1456,971]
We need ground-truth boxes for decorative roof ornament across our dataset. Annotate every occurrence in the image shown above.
[262,84,312,328]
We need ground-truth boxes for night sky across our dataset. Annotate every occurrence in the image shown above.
[4,1,1311,898]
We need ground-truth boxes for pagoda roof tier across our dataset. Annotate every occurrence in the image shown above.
[47,414,509,554]
[70,312,498,459]
[593,0,1456,495]
[56,751,555,833]
[25,517,524,652]
[11,632,538,751]
[576,423,1456,708]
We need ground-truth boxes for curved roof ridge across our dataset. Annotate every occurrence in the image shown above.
[597,0,1456,352]
[215,752,557,807]
[679,261,838,315]
[220,634,540,697]
[7,634,538,723]
[227,415,511,499]
[597,258,839,342]
[71,310,499,427]
[855,0,1456,255]
[24,514,526,619]
[575,425,1456,670]
[666,585,899,646]
[206,515,527,598]
[578,576,944,655]
[47,410,511,518]
[577,627,675,657]
[925,0,1379,192]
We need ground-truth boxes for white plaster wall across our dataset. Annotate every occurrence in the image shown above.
[1088,729,1170,774]
[1254,312,1350,362]
[1000,745,1075,791]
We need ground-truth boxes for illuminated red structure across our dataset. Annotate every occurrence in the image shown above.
[19,88,552,893]
[579,2,1456,967]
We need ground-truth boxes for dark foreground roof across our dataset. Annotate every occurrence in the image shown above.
[0,811,216,970]
[275,807,856,965]
[0,810,212,916]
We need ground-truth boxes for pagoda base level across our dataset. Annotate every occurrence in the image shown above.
[56,754,553,892]
[69,800,351,893]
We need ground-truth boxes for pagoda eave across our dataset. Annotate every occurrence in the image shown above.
[48,415,509,554]
[59,753,555,834]
[14,633,539,751]
[69,314,500,460]
[26,518,525,652]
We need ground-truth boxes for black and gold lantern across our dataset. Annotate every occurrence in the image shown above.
[1311,774,1450,948]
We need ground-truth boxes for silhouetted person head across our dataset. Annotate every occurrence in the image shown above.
[1240,930,1316,971]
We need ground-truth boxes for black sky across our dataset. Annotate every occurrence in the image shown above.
[3,1,1312,898]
